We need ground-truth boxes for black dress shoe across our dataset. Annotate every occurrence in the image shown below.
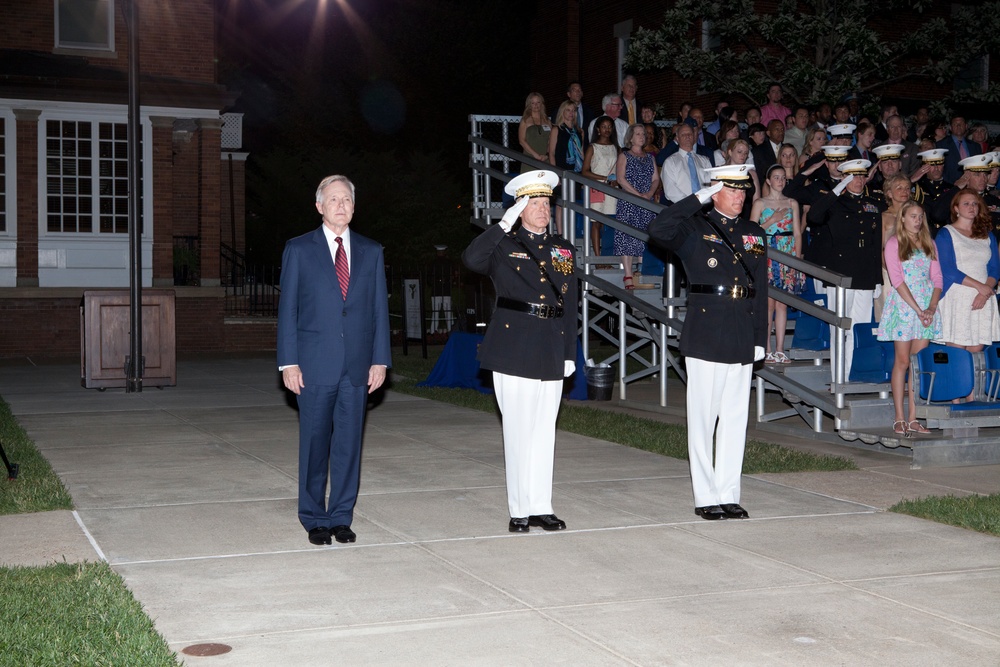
[694,505,728,520]
[508,517,529,533]
[330,525,356,543]
[308,527,331,545]
[720,503,750,519]
[528,514,566,531]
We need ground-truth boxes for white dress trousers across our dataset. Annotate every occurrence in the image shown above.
[685,357,752,507]
[493,371,561,518]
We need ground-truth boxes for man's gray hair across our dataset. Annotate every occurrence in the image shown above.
[316,175,356,203]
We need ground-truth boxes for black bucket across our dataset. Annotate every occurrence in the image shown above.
[585,366,614,401]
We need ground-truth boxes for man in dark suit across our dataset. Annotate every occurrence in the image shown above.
[278,175,392,546]
[937,116,981,184]
[463,170,578,533]
[648,165,767,521]
[620,75,642,126]
[751,119,784,177]
[566,81,596,146]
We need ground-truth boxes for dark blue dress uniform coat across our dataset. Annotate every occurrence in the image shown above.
[648,194,768,365]
[463,224,578,381]
[807,188,886,290]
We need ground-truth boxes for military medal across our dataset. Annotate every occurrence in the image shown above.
[707,258,718,268]
[551,248,574,275]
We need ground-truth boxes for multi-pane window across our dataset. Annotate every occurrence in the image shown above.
[0,117,6,233]
[46,119,135,234]
[55,0,115,51]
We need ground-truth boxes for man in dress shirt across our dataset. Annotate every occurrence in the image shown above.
[784,106,810,156]
[704,100,730,138]
[620,75,641,126]
[277,175,392,546]
[688,107,717,151]
[879,115,921,176]
[937,116,982,184]
[760,82,791,129]
[588,94,629,148]
[661,123,711,204]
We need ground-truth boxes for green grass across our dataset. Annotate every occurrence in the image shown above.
[389,346,856,473]
[0,396,73,515]
[0,561,179,666]
[890,494,1000,537]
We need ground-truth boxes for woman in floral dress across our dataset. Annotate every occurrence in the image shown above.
[751,165,804,363]
[876,201,942,434]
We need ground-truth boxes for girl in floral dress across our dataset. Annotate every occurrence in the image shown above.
[751,165,804,363]
[876,201,942,435]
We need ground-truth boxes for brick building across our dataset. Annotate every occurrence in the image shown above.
[0,0,274,360]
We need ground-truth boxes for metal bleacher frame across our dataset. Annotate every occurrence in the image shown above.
[468,114,1000,466]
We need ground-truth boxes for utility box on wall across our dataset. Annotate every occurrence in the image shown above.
[80,290,177,389]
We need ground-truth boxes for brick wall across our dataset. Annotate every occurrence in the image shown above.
[2,0,216,83]
[0,288,276,360]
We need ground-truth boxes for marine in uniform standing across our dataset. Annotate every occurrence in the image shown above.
[648,165,767,521]
[913,149,954,234]
[805,159,886,381]
[462,170,578,533]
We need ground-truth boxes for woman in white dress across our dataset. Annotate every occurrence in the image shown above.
[935,189,1000,358]
[581,115,620,255]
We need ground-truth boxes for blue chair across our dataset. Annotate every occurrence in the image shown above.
[849,323,894,383]
[911,345,975,403]
[791,292,830,351]
[982,343,1000,400]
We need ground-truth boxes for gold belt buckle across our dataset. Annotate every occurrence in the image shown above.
[730,286,746,299]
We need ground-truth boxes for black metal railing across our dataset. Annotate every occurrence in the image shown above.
[221,242,280,317]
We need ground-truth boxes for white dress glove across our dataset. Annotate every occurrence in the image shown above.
[499,196,530,232]
[564,360,576,377]
[695,181,724,205]
[754,346,765,362]
[832,174,854,196]
[873,284,882,299]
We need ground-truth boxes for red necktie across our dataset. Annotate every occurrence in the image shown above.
[335,237,349,299]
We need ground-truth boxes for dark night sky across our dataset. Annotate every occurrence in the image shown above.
[216,0,536,159]
[214,0,539,264]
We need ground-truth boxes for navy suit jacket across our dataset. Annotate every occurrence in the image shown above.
[937,135,982,184]
[277,226,391,387]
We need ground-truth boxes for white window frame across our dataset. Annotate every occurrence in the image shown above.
[54,0,115,52]
[614,20,633,93]
[0,109,14,238]
[36,104,153,287]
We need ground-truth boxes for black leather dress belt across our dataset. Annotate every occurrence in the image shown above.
[688,284,756,299]
[496,297,564,319]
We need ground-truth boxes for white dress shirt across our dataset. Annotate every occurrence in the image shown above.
[661,149,711,203]
[322,224,352,269]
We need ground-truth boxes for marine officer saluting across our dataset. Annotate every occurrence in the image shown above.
[648,165,768,520]
[463,170,578,533]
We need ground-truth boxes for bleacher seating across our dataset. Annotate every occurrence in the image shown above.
[790,285,830,351]
[849,322,894,383]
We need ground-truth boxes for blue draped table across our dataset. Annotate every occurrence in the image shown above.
[417,331,589,400]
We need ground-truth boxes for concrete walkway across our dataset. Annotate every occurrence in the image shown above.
[1,358,999,665]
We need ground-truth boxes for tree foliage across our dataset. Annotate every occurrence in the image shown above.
[626,0,1000,110]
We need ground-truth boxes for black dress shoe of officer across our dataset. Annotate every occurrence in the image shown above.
[509,517,530,533]
[720,503,750,519]
[528,514,567,531]
[308,527,332,545]
[330,525,356,543]
[694,505,728,520]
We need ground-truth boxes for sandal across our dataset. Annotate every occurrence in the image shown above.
[764,352,778,364]
[907,420,931,434]
[892,420,907,435]
[773,351,792,364]
[623,276,634,290]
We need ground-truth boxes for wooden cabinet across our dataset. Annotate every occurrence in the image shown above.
[80,290,176,389]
